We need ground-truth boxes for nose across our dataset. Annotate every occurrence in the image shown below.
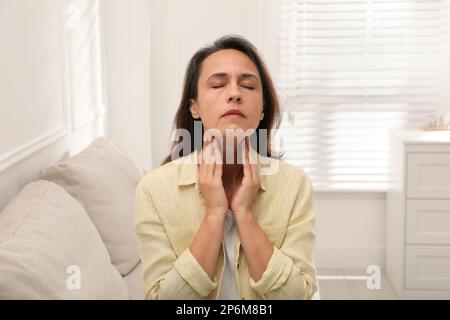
[227,83,241,103]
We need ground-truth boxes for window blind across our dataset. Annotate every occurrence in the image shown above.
[273,0,450,191]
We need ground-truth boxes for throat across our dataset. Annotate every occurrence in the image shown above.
[222,165,243,209]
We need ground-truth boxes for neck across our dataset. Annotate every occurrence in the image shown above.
[220,138,244,187]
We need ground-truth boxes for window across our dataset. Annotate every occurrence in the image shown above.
[273,0,450,191]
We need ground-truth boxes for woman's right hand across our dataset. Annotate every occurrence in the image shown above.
[198,136,228,220]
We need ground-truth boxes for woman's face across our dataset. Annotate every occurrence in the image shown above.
[190,49,264,138]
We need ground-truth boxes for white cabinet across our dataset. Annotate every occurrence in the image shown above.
[405,245,450,291]
[406,200,450,244]
[406,153,450,198]
[386,130,450,299]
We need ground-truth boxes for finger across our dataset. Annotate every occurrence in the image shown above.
[205,137,215,177]
[246,137,256,177]
[213,136,223,178]
[200,136,212,170]
[198,146,207,183]
[248,145,260,183]
[248,139,258,165]
[213,136,223,164]
[242,137,252,179]
[202,136,213,161]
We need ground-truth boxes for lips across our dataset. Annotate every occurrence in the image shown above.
[222,109,245,117]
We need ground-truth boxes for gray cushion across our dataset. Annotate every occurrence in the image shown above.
[39,137,142,275]
[0,181,129,299]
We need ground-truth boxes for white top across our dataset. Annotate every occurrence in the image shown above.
[217,209,240,300]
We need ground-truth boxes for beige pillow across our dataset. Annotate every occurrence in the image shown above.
[39,137,142,275]
[123,262,145,300]
[0,181,129,299]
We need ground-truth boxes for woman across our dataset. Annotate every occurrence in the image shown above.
[134,35,317,300]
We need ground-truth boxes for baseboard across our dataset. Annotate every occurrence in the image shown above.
[314,247,384,270]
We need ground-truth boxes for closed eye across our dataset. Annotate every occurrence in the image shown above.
[211,84,254,90]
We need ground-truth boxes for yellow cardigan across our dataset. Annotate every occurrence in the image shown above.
[133,149,317,300]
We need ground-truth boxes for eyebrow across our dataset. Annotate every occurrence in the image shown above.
[206,72,259,82]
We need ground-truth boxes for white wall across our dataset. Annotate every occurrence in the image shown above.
[0,0,153,213]
[315,192,386,269]
[103,0,152,172]
[148,0,386,270]
[0,0,108,211]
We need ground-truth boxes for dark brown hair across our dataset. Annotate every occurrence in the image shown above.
[161,35,282,165]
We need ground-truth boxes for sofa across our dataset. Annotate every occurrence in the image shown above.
[0,137,145,299]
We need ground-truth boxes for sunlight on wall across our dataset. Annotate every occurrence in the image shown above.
[65,0,106,138]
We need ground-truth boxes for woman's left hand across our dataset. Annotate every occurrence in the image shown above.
[230,136,261,216]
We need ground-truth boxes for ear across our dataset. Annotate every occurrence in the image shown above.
[190,99,200,119]
[260,112,264,121]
